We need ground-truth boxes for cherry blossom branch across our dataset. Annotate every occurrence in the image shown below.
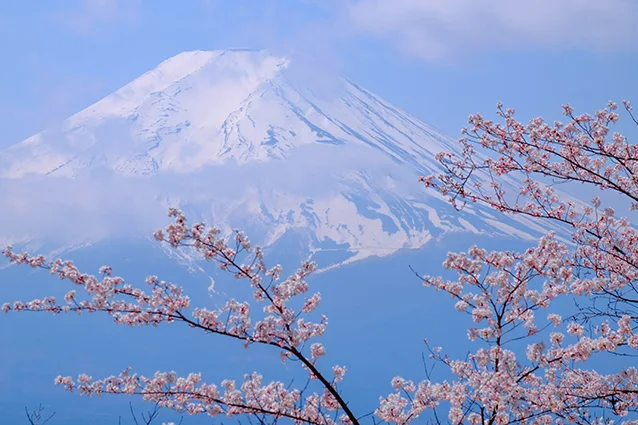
[24,404,55,425]
[2,209,352,425]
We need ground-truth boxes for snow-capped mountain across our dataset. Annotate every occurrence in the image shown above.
[0,49,551,266]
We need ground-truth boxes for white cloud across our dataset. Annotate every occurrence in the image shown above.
[0,175,167,245]
[347,0,638,61]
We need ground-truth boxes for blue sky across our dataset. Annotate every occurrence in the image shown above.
[0,0,636,147]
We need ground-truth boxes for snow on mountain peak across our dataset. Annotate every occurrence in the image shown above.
[88,49,289,120]
[0,49,454,178]
[0,50,555,266]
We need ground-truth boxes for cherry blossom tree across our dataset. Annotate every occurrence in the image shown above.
[4,101,638,425]
[420,100,638,327]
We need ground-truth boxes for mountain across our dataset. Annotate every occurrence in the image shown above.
[0,49,551,266]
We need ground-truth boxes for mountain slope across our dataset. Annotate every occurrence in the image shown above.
[0,49,553,266]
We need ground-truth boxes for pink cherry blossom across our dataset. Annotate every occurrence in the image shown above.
[6,101,638,425]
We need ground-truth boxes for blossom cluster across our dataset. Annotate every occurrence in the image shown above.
[54,370,348,425]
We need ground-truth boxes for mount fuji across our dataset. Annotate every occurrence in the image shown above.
[0,49,550,267]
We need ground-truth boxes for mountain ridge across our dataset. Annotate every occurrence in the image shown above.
[0,49,555,266]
